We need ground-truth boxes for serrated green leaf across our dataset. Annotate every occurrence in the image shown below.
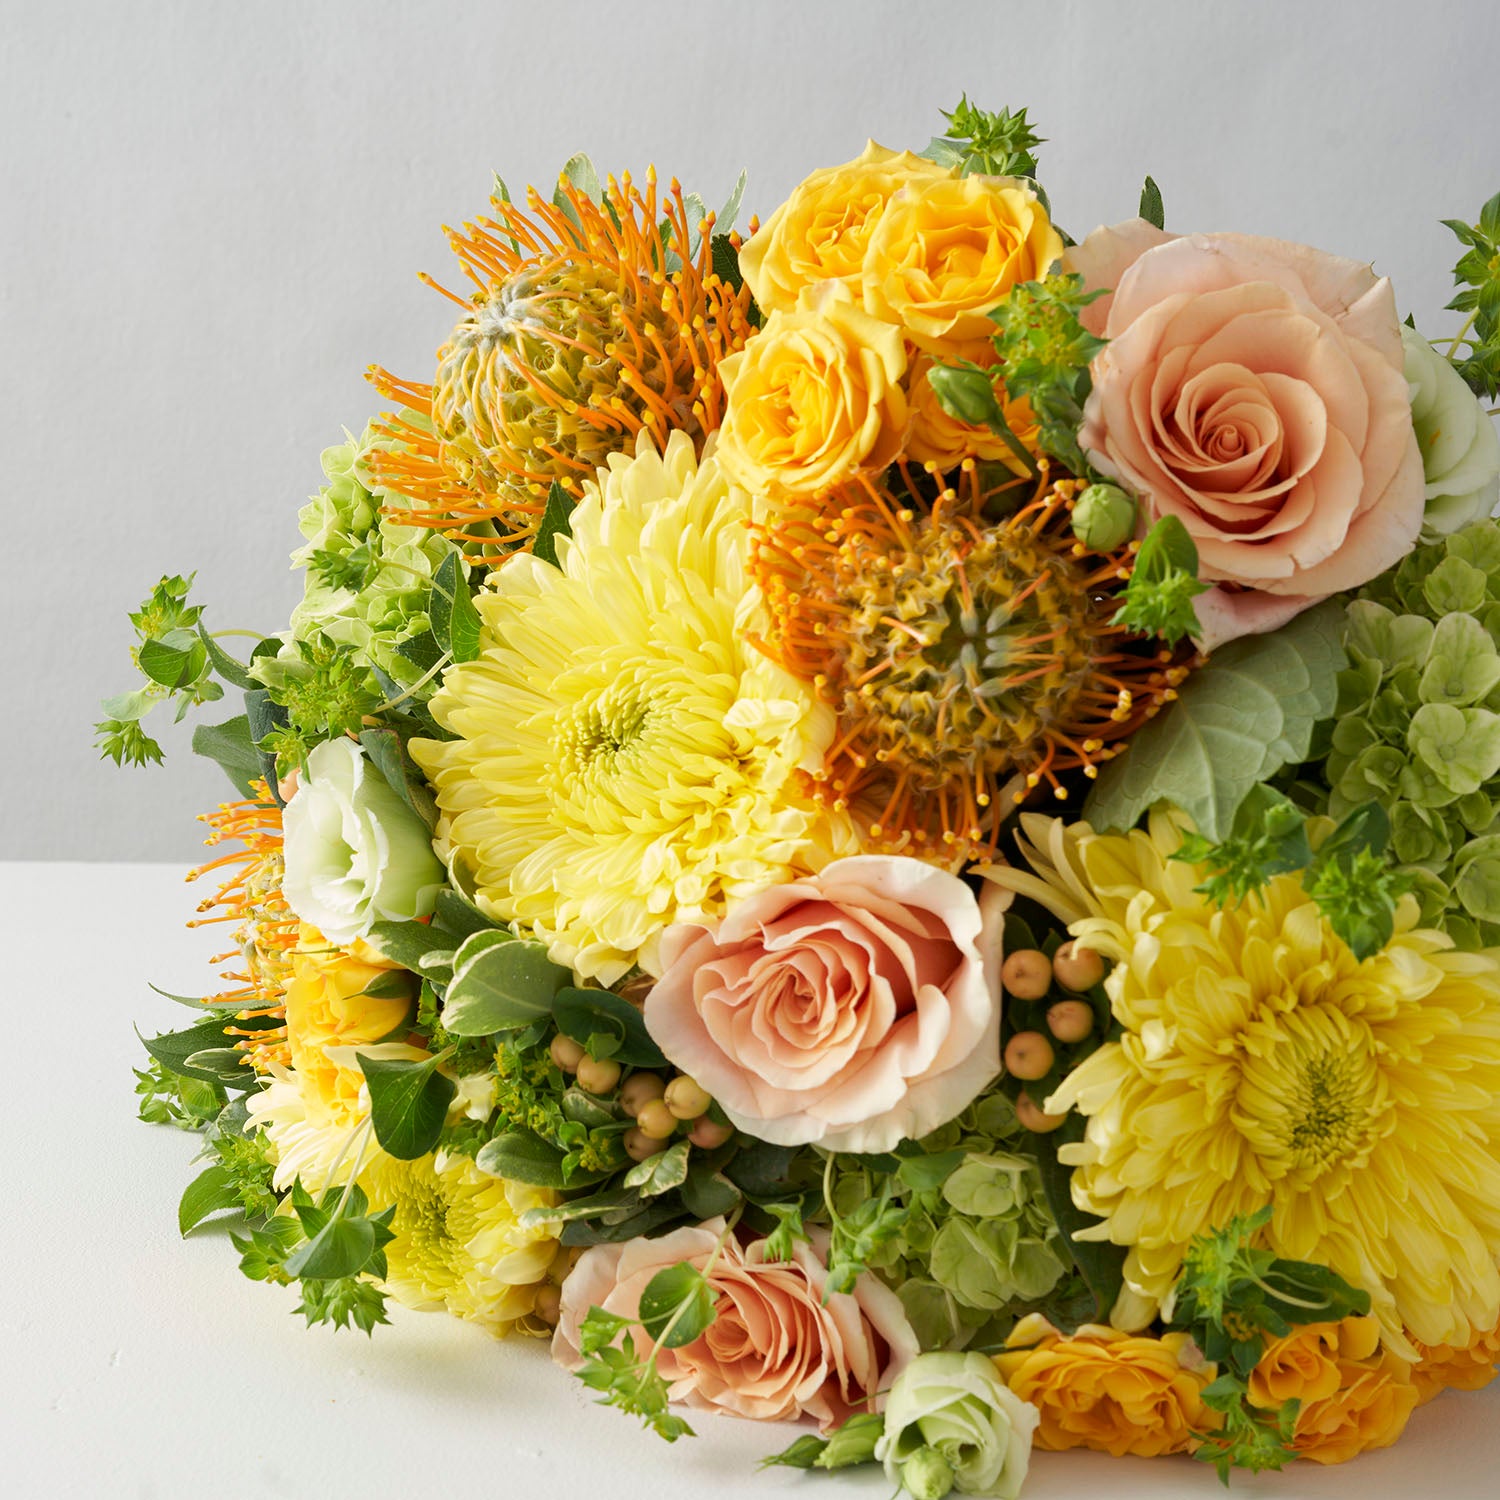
[1085,601,1345,838]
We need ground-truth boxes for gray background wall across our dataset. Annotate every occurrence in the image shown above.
[4,0,1497,861]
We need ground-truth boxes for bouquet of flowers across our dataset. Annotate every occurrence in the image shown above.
[106,100,1500,1495]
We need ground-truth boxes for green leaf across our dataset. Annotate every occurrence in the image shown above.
[553,988,667,1068]
[432,889,501,940]
[138,632,208,691]
[760,1434,829,1471]
[1139,174,1165,230]
[623,1138,692,1196]
[558,152,603,204]
[532,481,575,568]
[357,1052,456,1160]
[192,714,264,797]
[365,919,454,974]
[1112,515,1209,643]
[178,1164,242,1235]
[1033,1116,1125,1320]
[429,551,481,664]
[717,169,748,233]
[476,1131,609,1189]
[138,1020,253,1090]
[359,728,438,831]
[285,1212,377,1281]
[196,623,255,690]
[442,940,568,1035]
[1085,601,1345,839]
[638,1262,716,1348]
[680,1163,742,1221]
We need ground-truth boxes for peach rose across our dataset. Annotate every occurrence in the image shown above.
[552,1220,917,1430]
[1071,221,1424,649]
[644,855,1005,1153]
[716,280,908,497]
[993,1319,1218,1458]
[863,174,1064,357]
[738,141,951,316]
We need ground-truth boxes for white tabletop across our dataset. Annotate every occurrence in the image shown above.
[5,860,1497,1499]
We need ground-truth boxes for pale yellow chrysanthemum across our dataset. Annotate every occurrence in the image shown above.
[413,428,840,981]
[362,1152,560,1336]
[997,811,1500,1358]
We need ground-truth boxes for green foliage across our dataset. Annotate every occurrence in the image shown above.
[1171,1207,1371,1483]
[134,1059,225,1129]
[1139,174,1165,230]
[294,1276,390,1335]
[1085,601,1346,840]
[987,275,1106,477]
[95,574,237,768]
[358,1051,457,1160]
[925,361,1039,477]
[191,714,264,797]
[573,1258,723,1442]
[441,939,570,1035]
[532,481,576,567]
[1174,785,1312,905]
[762,1411,884,1472]
[1112,516,1209,643]
[428,550,481,664]
[1441,190,1500,398]
[923,98,1044,184]
[552,987,668,1068]
[258,635,380,772]
[1319,522,1500,946]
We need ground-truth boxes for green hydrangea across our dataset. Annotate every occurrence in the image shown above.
[256,415,461,695]
[831,1093,1068,1351]
[1322,519,1500,946]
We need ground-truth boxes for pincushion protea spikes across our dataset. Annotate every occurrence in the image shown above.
[367,169,754,565]
[750,461,1196,862]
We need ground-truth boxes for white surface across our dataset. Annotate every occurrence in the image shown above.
[4,0,1500,861]
[3,860,1498,1499]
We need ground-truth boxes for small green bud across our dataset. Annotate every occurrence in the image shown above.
[902,1445,956,1500]
[926,363,1004,429]
[1072,483,1136,551]
[815,1411,884,1470]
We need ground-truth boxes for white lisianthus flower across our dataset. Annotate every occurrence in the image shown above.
[875,1352,1038,1500]
[1403,324,1500,537]
[282,737,444,944]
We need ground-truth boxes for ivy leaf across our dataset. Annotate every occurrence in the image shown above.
[429,551,481,663]
[532,481,575,568]
[357,1051,456,1160]
[1085,600,1345,839]
[638,1261,717,1348]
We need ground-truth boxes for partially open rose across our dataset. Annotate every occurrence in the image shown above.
[552,1221,917,1430]
[1070,222,1424,649]
[644,855,1005,1153]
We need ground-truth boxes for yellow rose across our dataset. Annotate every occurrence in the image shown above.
[716,281,908,498]
[993,1321,1217,1458]
[284,923,412,1128]
[905,353,1037,476]
[1249,1318,1418,1465]
[1411,1315,1500,1403]
[863,175,1064,356]
[738,140,951,316]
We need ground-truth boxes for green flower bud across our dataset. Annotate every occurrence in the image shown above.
[1071,482,1136,551]
[901,1446,955,1500]
[816,1411,884,1470]
[925,363,1004,429]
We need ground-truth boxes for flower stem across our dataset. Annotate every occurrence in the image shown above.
[369,651,454,715]
[1446,311,1479,361]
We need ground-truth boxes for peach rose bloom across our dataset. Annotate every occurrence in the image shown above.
[644,855,1005,1153]
[716,280,908,498]
[738,141,951,316]
[993,1319,1217,1458]
[1070,220,1424,649]
[552,1220,917,1430]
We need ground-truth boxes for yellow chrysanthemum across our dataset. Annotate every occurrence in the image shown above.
[413,428,840,981]
[998,811,1500,1357]
[363,1152,560,1336]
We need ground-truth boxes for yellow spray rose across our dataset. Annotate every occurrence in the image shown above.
[905,354,1037,475]
[738,141,951,316]
[283,923,412,1128]
[1410,1316,1500,1403]
[993,1319,1218,1459]
[863,175,1063,357]
[716,281,908,497]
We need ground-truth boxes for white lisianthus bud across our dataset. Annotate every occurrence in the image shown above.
[875,1352,1038,1500]
[282,736,444,944]
[1403,324,1500,538]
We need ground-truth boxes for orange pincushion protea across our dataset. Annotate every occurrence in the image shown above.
[366,170,754,563]
[184,783,296,1069]
[749,463,1193,860]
